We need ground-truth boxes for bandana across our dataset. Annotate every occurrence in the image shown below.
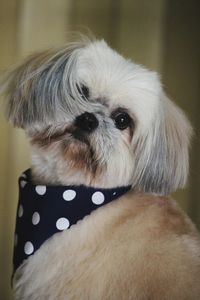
[13,169,131,274]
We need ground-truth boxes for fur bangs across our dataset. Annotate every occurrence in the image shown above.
[3,41,90,127]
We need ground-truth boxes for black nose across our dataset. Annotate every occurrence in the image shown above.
[75,112,99,133]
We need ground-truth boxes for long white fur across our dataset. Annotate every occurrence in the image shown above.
[3,39,192,193]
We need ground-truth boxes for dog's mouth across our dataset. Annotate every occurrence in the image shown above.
[72,129,89,145]
[30,124,90,147]
[61,131,102,179]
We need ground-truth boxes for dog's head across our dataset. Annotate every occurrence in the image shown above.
[3,39,192,194]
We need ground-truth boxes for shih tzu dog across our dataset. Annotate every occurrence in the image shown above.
[2,39,200,299]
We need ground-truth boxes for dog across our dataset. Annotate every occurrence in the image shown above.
[2,39,200,299]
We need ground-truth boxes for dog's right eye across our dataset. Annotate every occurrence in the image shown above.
[111,109,133,131]
[77,84,89,99]
[114,112,132,130]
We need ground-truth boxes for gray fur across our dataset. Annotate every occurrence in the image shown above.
[133,96,192,195]
[3,41,92,127]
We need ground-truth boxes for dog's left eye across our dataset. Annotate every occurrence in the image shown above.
[77,84,89,99]
[114,112,132,130]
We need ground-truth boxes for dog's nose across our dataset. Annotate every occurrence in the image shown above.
[75,112,99,133]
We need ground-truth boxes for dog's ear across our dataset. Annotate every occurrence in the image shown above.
[133,92,192,195]
[1,43,85,129]
[1,51,55,128]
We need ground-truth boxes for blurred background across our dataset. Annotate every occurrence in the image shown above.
[0,0,200,299]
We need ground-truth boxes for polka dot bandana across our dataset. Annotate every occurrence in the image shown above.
[13,169,131,274]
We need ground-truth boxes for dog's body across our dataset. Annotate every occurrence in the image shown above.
[2,39,200,299]
[14,192,200,300]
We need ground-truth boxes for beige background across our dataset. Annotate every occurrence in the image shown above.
[0,0,199,299]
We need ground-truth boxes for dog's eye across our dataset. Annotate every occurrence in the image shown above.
[114,112,132,130]
[77,84,89,99]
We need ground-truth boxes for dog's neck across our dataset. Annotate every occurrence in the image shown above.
[31,147,134,189]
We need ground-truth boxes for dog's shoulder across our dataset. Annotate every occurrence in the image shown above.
[118,192,197,237]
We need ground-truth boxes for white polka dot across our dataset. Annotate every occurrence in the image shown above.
[21,173,27,179]
[18,205,23,217]
[63,190,76,201]
[20,180,27,188]
[14,234,18,247]
[113,192,117,196]
[91,191,105,205]
[56,218,70,230]
[32,212,40,225]
[24,241,34,255]
[35,185,46,195]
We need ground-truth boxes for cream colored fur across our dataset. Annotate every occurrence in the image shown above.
[14,192,200,300]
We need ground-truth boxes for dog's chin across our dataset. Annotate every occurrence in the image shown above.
[31,135,107,187]
[62,135,103,179]
[30,125,134,188]
[60,136,134,188]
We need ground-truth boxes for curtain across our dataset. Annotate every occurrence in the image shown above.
[0,1,199,299]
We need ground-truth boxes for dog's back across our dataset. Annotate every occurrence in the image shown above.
[13,192,200,300]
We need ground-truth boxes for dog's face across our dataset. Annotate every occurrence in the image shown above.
[4,40,192,194]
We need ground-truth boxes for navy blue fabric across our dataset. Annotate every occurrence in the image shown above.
[13,169,131,274]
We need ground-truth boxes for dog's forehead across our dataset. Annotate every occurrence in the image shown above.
[76,41,161,126]
[78,41,132,85]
